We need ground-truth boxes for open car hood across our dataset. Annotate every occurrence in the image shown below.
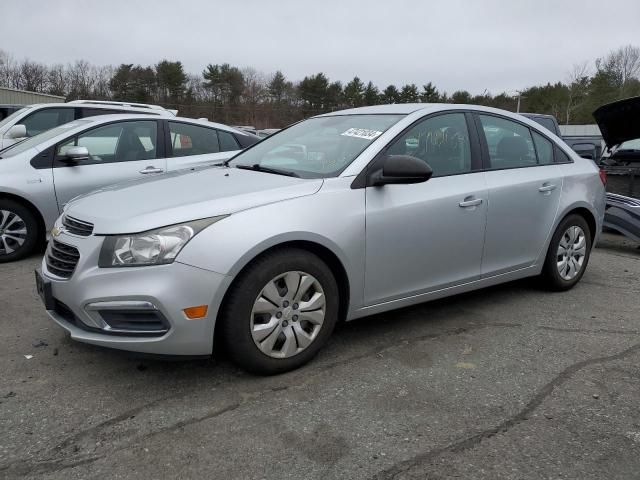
[593,96,640,148]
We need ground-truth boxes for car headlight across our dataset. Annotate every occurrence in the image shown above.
[98,216,227,267]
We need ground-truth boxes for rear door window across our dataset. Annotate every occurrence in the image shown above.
[478,115,537,169]
[532,131,554,165]
[169,122,220,157]
[21,108,75,137]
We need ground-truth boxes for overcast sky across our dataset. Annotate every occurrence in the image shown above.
[2,0,639,94]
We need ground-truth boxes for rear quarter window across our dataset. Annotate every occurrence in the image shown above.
[554,146,572,163]
[219,130,241,151]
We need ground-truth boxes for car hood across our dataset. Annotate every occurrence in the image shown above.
[65,166,323,234]
[593,96,640,148]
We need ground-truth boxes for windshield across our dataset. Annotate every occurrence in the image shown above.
[0,107,28,130]
[0,120,89,158]
[230,114,405,178]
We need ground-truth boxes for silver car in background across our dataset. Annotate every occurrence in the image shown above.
[0,100,176,150]
[0,114,258,261]
[37,104,606,374]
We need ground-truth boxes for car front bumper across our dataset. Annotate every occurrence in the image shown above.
[41,232,232,356]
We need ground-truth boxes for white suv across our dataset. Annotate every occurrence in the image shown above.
[0,100,176,150]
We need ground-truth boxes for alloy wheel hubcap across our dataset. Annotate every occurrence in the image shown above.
[0,210,28,255]
[557,225,586,280]
[250,271,326,359]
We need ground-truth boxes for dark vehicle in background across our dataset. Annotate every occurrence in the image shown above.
[595,94,640,167]
[601,139,640,166]
[520,113,603,160]
[0,105,23,121]
[593,96,640,243]
[603,194,640,242]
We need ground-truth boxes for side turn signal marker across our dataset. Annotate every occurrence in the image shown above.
[183,305,208,319]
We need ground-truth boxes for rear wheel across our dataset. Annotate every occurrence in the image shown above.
[541,214,592,291]
[0,199,39,263]
[219,248,339,375]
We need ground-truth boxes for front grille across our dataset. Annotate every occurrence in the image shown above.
[62,215,94,237]
[46,240,80,279]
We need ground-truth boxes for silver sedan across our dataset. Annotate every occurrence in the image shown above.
[37,104,606,374]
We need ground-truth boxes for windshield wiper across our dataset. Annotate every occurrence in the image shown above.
[235,164,300,177]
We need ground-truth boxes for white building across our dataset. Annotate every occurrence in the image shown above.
[0,87,65,105]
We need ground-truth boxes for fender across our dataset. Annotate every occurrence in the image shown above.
[177,178,367,315]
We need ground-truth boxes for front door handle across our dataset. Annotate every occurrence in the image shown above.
[538,183,557,193]
[458,197,483,208]
[139,166,164,174]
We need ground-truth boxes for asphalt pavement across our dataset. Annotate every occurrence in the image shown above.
[1,233,639,480]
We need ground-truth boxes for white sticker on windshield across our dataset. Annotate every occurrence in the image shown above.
[341,128,383,140]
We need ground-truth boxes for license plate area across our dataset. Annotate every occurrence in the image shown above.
[35,270,55,310]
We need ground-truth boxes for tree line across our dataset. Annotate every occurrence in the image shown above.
[1,45,639,128]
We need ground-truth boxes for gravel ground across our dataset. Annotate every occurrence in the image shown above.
[1,232,639,480]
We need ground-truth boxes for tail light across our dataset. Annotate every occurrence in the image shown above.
[599,169,607,186]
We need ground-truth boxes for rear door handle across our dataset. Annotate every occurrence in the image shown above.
[538,183,557,193]
[139,166,164,174]
[458,197,483,208]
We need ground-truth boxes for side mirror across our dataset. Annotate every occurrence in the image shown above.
[371,155,433,186]
[62,146,89,163]
[6,124,26,139]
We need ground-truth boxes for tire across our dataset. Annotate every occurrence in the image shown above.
[219,248,339,375]
[541,214,592,291]
[0,199,40,263]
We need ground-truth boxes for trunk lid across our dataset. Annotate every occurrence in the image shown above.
[593,96,640,148]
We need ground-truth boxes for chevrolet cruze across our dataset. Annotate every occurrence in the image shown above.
[37,104,606,374]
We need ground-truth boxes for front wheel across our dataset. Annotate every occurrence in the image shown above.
[0,200,40,263]
[219,248,339,375]
[540,214,592,291]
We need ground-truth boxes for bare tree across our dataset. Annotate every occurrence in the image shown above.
[242,67,267,125]
[617,44,640,84]
[565,61,590,124]
[596,45,640,95]
[47,64,67,96]
[19,60,48,92]
[65,60,95,99]
[92,65,114,99]
[0,50,22,89]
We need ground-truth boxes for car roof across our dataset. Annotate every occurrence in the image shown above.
[61,113,250,135]
[316,103,570,156]
[19,102,174,116]
[317,103,530,117]
[520,112,555,119]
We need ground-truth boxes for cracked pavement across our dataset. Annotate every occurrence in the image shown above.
[1,232,639,479]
